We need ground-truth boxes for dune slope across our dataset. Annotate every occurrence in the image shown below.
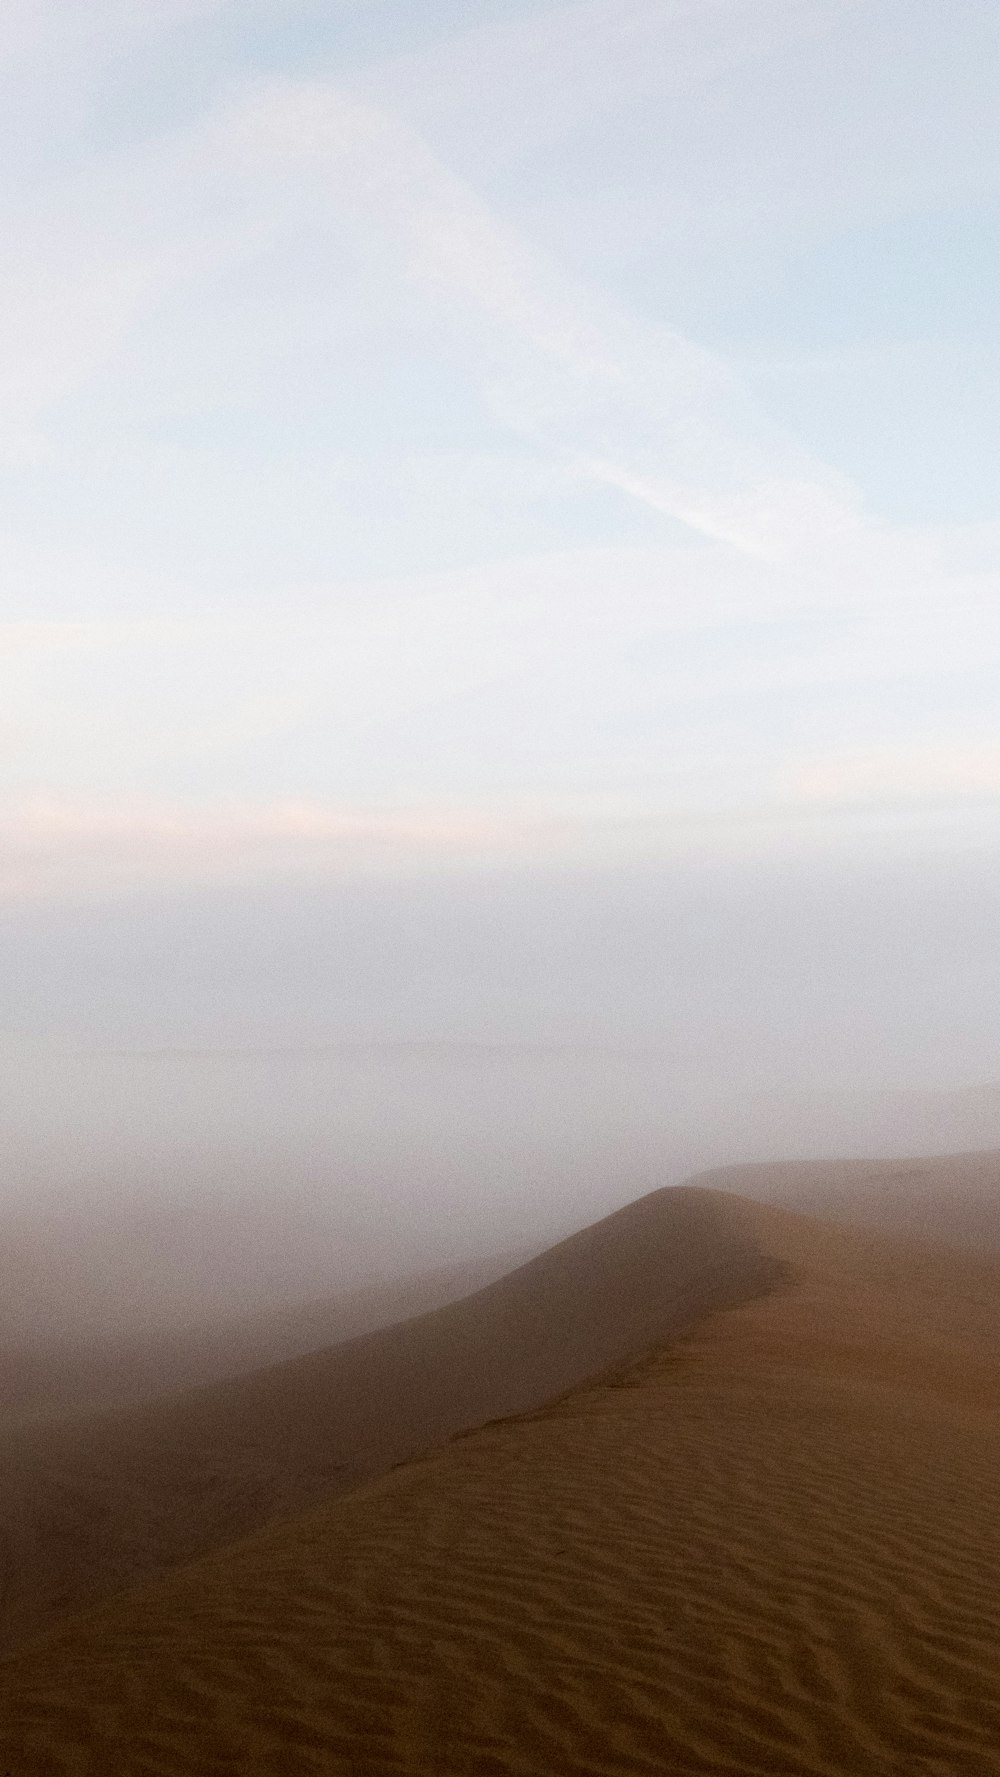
[2,1188,1000,1773]
[1,1249,531,1425]
[0,1185,779,1657]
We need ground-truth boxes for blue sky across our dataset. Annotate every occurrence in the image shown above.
[2,0,999,915]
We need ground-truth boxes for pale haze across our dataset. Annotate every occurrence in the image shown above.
[3,2,1000,1342]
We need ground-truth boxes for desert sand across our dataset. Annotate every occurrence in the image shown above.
[0,1186,779,1656]
[2,1165,1000,1774]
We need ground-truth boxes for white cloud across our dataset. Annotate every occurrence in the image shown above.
[0,9,997,911]
[0,794,562,902]
[0,623,100,656]
[374,0,1000,244]
[0,0,231,60]
[788,746,1000,809]
[0,65,864,556]
[373,0,855,163]
[223,78,863,557]
[0,250,162,458]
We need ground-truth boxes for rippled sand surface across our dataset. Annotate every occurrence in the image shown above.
[2,1186,1000,1775]
[0,1187,779,1656]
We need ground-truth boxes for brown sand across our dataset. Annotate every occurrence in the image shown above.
[2,1182,1000,1774]
[0,1186,778,1657]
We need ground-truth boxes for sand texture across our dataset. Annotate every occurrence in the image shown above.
[0,1186,778,1657]
[2,1179,1000,1774]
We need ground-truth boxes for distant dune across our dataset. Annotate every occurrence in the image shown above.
[1,1249,533,1424]
[2,1171,1000,1774]
[0,1185,779,1658]
[692,1147,1000,1250]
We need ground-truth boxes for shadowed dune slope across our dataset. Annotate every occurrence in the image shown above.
[692,1148,1000,1251]
[1,1249,533,1426]
[0,1185,781,1657]
[2,1188,1000,1774]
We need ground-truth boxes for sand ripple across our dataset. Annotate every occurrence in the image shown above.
[3,1194,1000,1774]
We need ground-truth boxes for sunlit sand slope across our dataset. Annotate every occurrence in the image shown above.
[2,1190,1000,1774]
[0,1186,778,1657]
[693,1148,1000,1250]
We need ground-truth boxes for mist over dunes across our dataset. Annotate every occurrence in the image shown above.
[0,1251,532,1425]
[0,1185,782,1656]
[3,1165,1000,1774]
[2,3,999,1768]
[4,1043,1000,1355]
[697,1148,1000,1252]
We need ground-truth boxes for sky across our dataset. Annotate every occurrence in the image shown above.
[2,0,1000,1074]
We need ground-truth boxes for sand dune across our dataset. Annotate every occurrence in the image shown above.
[1,1249,532,1425]
[2,1180,1000,1773]
[694,1148,1000,1250]
[0,1185,779,1658]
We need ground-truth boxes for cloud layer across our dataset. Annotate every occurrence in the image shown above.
[1,0,998,921]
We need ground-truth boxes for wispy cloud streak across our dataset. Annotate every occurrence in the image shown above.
[224,79,862,557]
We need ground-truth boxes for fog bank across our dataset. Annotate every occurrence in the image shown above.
[2,845,999,1348]
[3,1044,999,1349]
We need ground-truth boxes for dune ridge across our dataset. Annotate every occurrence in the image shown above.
[3,1178,1000,1773]
[0,1185,780,1659]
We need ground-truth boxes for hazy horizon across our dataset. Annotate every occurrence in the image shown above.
[3,3,1000,1352]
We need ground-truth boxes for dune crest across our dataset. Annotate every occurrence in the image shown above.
[0,1185,780,1658]
[3,1182,1000,1773]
